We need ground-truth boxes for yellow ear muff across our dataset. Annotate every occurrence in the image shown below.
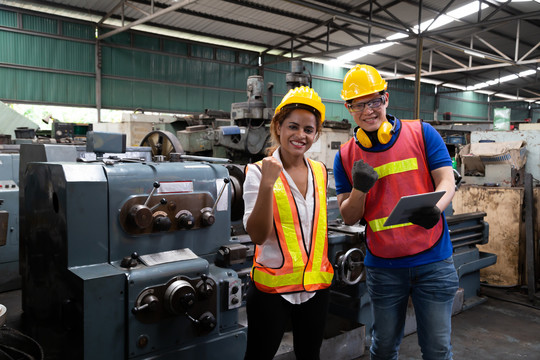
[355,121,394,148]
[377,121,394,145]
[356,128,372,148]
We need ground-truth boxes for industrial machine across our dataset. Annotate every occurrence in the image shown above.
[50,121,93,143]
[172,74,274,164]
[172,60,350,166]
[448,212,496,309]
[19,134,247,359]
[0,146,20,293]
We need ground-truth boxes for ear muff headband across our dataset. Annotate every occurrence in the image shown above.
[355,120,395,148]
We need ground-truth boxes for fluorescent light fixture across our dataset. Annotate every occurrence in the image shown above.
[469,68,535,91]
[494,93,521,100]
[386,33,409,41]
[442,83,468,91]
[468,82,489,90]
[500,74,519,82]
[337,42,395,62]
[464,50,485,58]
[519,69,536,77]
[475,90,496,95]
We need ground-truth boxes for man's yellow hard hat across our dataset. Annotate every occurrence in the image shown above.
[341,64,387,101]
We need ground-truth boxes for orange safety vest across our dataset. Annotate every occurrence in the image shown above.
[339,120,444,258]
[249,159,334,293]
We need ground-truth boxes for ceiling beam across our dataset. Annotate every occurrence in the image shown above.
[97,0,197,40]
[283,0,409,34]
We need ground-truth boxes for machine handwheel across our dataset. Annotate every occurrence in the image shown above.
[140,130,184,161]
[337,248,365,285]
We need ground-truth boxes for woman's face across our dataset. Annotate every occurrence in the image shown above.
[276,109,318,158]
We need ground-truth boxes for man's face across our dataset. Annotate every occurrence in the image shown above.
[347,92,389,132]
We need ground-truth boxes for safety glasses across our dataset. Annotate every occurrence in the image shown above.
[347,97,385,113]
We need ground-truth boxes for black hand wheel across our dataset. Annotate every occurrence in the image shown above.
[336,247,365,285]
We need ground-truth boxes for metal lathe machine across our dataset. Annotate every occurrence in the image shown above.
[19,134,247,359]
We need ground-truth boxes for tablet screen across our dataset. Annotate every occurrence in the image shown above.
[383,190,446,227]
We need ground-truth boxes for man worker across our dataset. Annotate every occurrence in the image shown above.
[333,64,459,360]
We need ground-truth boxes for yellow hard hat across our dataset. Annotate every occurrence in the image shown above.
[341,64,387,101]
[275,86,325,123]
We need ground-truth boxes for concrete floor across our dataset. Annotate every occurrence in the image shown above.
[354,286,540,360]
[1,286,539,359]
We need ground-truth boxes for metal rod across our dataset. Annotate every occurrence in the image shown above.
[449,224,485,235]
[98,0,197,40]
[177,154,231,163]
[414,37,423,119]
[524,173,536,301]
[211,178,230,214]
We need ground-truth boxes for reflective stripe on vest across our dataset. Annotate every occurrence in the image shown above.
[251,159,334,293]
[339,120,444,258]
[368,158,419,232]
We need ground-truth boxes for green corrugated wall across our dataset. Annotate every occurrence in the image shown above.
[0,6,535,122]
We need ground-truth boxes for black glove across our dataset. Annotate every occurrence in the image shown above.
[351,160,378,193]
[408,206,441,229]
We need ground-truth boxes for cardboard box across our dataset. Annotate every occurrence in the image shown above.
[458,140,527,176]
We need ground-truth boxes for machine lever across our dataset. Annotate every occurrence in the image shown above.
[200,178,230,227]
[211,178,230,215]
[121,252,140,268]
[150,198,167,211]
[143,181,160,207]
[184,312,199,325]
[132,294,159,314]
[198,274,214,298]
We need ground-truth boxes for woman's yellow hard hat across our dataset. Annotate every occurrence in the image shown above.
[275,86,325,123]
[341,64,387,101]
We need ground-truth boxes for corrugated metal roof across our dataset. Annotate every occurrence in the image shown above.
[1,0,539,101]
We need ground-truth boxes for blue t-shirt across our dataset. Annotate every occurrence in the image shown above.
[333,115,453,268]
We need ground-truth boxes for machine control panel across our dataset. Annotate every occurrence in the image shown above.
[0,180,17,191]
[132,274,218,335]
[225,278,243,309]
[119,180,228,235]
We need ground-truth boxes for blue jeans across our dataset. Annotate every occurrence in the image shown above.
[366,257,459,360]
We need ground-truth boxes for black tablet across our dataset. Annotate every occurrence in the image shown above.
[383,190,446,227]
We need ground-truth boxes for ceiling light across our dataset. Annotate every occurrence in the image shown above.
[337,42,395,62]
[495,93,521,100]
[464,50,485,58]
[386,33,409,41]
[519,70,536,77]
[500,74,519,82]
